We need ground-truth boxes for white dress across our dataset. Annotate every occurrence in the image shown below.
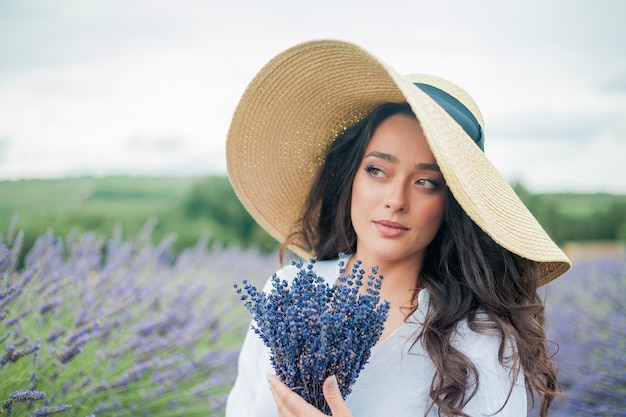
[225,258,527,417]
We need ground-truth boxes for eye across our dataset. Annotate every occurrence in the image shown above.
[365,165,386,178]
[416,178,441,189]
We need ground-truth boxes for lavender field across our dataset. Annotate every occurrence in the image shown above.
[542,254,626,416]
[0,219,277,416]
[1,218,625,416]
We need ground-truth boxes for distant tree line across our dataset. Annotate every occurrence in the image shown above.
[3,176,624,270]
[513,183,626,245]
[183,176,278,252]
[183,178,626,251]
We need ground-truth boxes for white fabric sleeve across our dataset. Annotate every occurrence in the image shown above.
[225,265,298,417]
[461,330,527,417]
[225,318,268,417]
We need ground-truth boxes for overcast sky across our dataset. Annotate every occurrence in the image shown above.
[1,0,625,193]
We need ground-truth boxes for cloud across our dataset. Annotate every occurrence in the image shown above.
[489,109,621,141]
[601,71,626,93]
[488,129,626,193]
[0,0,625,192]
[126,135,184,151]
[0,137,9,163]
[484,72,626,149]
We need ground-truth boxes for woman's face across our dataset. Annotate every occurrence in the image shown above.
[350,113,447,267]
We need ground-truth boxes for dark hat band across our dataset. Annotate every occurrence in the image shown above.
[414,83,484,151]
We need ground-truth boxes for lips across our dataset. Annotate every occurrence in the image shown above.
[374,220,409,237]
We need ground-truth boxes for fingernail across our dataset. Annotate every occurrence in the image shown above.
[328,375,337,388]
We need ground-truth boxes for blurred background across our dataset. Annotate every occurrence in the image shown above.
[1,0,625,259]
[1,1,625,415]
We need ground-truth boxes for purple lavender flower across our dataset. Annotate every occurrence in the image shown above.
[1,389,47,412]
[31,404,70,416]
[532,255,626,417]
[235,258,390,413]
[8,389,46,402]
[1,219,279,416]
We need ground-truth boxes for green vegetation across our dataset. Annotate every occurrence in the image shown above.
[0,176,277,267]
[513,183,626,245]
[1,177,625,267]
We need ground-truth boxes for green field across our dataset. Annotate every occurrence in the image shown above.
[0,176,276,266]
[0,176,193,245]
[0,176,196,219]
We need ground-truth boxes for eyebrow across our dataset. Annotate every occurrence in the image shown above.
[415,162,441,172]
[365,151,398,164]
[364,151,440,172]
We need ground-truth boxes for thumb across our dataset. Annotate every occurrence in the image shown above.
[323,375,351,417]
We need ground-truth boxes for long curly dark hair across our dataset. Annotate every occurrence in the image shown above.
[283,102,560,416]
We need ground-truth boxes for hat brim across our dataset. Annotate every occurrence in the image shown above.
[226,39,571,286]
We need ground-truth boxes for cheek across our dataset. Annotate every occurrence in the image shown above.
[420,195,447,231]
[350,174,375,226]
[350,174,369,208]
[350,179,364,221]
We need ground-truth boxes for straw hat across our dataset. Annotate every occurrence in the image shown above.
[226,39,571,285]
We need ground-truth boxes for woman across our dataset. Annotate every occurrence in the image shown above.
[225,40,571,417]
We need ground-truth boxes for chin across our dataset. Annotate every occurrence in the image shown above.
[368,246,422,264]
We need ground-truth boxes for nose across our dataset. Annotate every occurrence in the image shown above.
[384,180,408,212]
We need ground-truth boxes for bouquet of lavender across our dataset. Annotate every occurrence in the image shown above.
[234,257,390,413]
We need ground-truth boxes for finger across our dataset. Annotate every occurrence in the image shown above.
[268,375,296,417]
[270,386,296,417]
[268,374,324,417]
[322,375,352,417]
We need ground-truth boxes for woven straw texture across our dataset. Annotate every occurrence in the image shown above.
[226,39,571,285]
